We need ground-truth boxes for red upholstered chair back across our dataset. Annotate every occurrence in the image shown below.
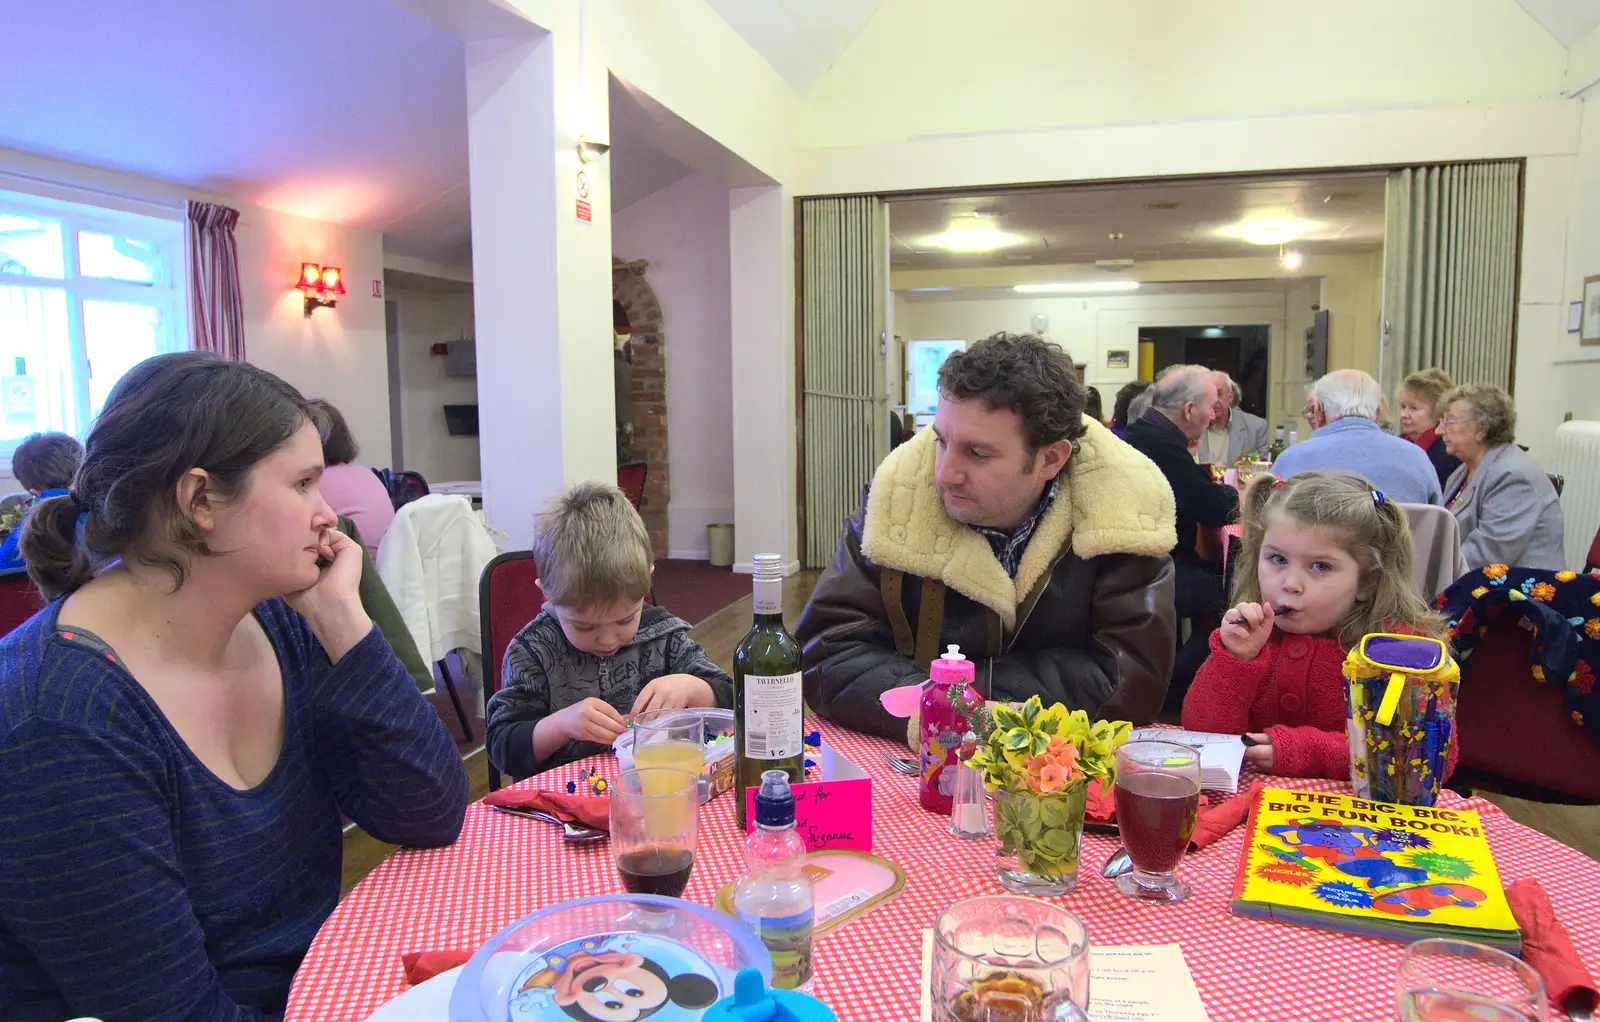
[1454,615,1600,801]
[1586,524,1600,574]
[480,552,543,790]
[617,462,647,509]
[0,570,44,639]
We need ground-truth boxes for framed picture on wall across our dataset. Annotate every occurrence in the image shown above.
[1106,350,1131,369]
[1583,275,1600,344]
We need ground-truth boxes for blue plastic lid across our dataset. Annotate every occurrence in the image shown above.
[754,770,794,828]
[701,968,839,1022]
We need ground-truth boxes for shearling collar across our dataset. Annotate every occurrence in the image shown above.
[860,418,1176,630]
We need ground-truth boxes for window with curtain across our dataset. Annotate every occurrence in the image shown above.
[0,189,184,456]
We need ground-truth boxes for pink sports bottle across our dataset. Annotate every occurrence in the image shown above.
[919,645,979,814]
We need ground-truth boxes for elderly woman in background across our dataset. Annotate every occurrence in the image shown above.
[1110,380,1152,438]
[1440,384,1566,571]
[1397,368,1461,490]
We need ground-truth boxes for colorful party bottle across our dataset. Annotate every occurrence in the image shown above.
[920,645,979,815]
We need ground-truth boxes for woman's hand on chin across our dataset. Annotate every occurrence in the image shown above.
[287,528,371,662]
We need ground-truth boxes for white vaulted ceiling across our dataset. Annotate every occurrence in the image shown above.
[702,0,888,92]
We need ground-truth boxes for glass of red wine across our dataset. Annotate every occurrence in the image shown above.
[611,767,699,900]
[1112,739,1201,904]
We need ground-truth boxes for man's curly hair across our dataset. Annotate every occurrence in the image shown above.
[936,332,1088,452]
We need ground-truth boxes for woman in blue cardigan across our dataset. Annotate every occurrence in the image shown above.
[0,353,469,1021]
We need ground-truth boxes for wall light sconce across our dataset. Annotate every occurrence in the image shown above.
[297,262,346,316]
[577,136,610,163]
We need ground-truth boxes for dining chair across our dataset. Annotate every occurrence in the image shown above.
[617,462,648,510]
[479,551,544,792]
[0,568,43,639]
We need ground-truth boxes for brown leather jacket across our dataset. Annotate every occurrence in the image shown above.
[797,420,1178,741]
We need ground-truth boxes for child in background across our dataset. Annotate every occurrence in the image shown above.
[1182,472,1451,779]
[485,482,734,780]
[0,432,84,571]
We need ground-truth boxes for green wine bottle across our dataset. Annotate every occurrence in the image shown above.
[734,553,804,830]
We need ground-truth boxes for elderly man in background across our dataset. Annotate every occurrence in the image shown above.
[1273,369,1442,505]
[1199,371,1269,465]
[1123,364,1239,705]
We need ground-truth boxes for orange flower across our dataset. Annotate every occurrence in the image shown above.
[1035,763,1067,794]
[1592,592,1600,608]
[1587,619,1600,641]
[1484,564,1509,579]
[1556,571,1577,583]
[1531,582,1557,602]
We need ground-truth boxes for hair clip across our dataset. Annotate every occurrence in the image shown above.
[1270,477,1286,490]
[1372,489,1386,508]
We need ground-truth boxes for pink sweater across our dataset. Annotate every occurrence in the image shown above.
[1182,628,1456,781]
[319,463,395,558]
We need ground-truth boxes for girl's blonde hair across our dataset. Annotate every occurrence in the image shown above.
[1233,471,1445,648]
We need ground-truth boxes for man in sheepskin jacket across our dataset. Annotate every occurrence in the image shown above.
[797,334,1178,741]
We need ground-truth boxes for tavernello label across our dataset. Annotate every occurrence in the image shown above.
[743,672,803,759]
[753,577,784,615]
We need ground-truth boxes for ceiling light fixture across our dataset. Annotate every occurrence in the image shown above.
[930,224,1020,253]
[1238,220,1310,246]
[1281,249,1303,270]
[1013,281,1141,294]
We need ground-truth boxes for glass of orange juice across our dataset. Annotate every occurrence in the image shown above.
[631,709,706,796]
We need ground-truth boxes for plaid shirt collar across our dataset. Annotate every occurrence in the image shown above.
[970,475,1061,579]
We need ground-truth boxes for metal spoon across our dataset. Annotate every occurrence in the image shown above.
[487,804,607,842]
[1100,847,1134,879]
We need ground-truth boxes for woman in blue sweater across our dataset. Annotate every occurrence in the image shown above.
[0,353,469,1021]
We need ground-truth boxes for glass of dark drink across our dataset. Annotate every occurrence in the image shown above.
[1112,740,1201,904]
[611,767,698,899]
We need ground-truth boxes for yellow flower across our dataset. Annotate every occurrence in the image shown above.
[1484,564,1509,579]
[1587,619,1600,641]
[1592,592,1600,608]
[1471,586,1489,598]
[1556,571,1577,582]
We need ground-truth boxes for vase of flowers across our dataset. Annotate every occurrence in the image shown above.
[951,693,1130,896]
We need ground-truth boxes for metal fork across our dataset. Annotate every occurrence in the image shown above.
[880,751,919,775]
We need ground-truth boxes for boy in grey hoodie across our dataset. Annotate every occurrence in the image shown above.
[486,482,733,780]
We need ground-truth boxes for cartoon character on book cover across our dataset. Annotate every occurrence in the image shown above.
[1233,787,1516,938]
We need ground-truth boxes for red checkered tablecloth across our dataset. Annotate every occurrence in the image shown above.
[286,719,1600,1022]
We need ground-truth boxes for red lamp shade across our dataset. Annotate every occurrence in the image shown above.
[296,263,346,295]
[299,263,323,290]
[319,265,345,294]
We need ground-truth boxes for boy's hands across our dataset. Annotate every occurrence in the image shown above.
[631,674,716,716]
[554,697,629,745]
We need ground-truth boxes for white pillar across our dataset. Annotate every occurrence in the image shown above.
[730,184,799,572]
[466,22,615,550]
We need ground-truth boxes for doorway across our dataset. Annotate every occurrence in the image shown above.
[1141,324,1270,417]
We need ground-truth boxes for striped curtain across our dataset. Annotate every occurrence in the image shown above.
[186,201,246,360]
[801,196,887,569]
[1381,161,1521,394]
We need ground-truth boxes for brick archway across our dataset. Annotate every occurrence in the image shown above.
[612,258,668,555]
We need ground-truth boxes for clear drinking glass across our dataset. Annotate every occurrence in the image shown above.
[632,708,708,804]
[610,767,699,900]
[931,896,1090,1022]
[1112,740,1202,904]
[1395,939,1547,1022]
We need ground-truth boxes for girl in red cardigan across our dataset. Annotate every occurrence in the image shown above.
[1183,472,1449,779]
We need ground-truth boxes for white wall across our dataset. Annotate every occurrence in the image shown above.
[0,146,392,488]
[612,172,735,559]
[386,286,480,485]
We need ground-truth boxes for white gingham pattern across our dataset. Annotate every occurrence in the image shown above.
[286,720,1600,1022]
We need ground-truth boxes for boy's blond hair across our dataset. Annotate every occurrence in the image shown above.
[533,481,653,610]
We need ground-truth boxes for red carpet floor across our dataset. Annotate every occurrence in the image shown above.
[651,558,753,625]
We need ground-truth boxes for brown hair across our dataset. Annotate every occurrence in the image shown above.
[1398,368,1454,418]
[12,432,83,493]
[532,481,653,610]
[1111,380,1151,429]
[1232,471,1445,648]
[308,398,359,465]
[1442,383,1516,448]
[20,352,326,599]
[937,333,1089,452]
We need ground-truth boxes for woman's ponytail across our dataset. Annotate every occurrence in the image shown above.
[19,493,93,599]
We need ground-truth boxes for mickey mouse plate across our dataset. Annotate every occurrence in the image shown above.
[449,895,771,1022]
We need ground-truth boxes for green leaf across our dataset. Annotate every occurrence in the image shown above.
[1030,733,1049,757]
[1003,730,1032,752]
[1038,828,1073,858]
[1021,699,1040,726]
[991,705,1025,731]
[1038,798,1068,829]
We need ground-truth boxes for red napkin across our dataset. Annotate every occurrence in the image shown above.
[1505,879,1599,1016]
[1086,778,1115,821]
[1188,781,1263,851]
[482,788,610,831]
[401,949,472,985]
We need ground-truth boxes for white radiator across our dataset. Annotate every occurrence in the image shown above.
[1553,420,1600,568]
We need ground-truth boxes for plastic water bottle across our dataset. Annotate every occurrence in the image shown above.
[733,770,814,993]
[920,645,979,814]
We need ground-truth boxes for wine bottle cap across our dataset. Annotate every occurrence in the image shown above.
[752,553,785,582]
[930,644,975,685]
[754,769,795,827]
